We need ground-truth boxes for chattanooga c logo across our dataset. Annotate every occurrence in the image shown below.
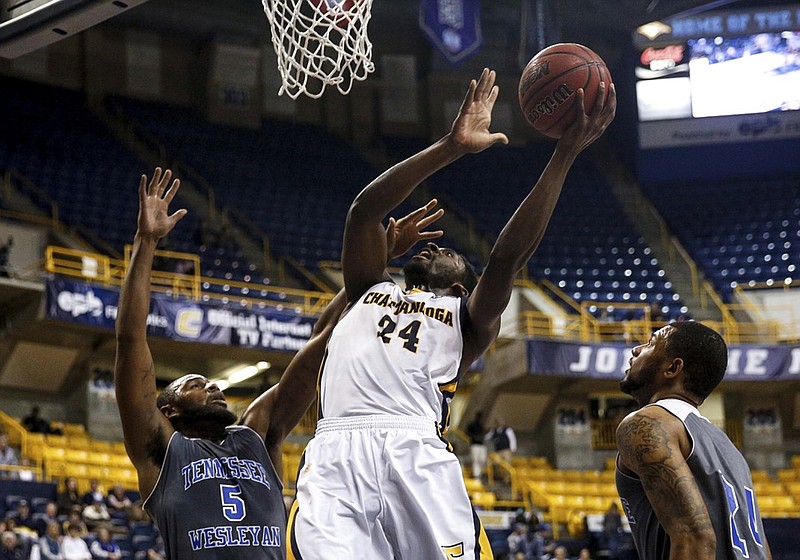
[442,543,464,558]
[175,308,203,338]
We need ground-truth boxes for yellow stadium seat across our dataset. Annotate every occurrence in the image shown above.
[562,470,584,482]
[43,447,67,460]
[463,478,485,494]
[791,456,800,469]
[65,464,89,479]
[470,491,496,510]
[62,423,86,437]
[785,481,800,498]
[92,440,114,452]
[753,481,784,496]
[46,434,69,447]
[68,438,93,451]
[778,469,798,483]
[64,449,89,463]
[598,483,619,497]
[750,470,771,482]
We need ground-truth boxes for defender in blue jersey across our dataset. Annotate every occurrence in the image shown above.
[616,321,773,560]
[114,168,445,559]
[290,69,616,559]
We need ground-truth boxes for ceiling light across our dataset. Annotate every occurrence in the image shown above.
[637,21,671,40]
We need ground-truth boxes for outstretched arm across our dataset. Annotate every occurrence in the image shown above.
[241,200,445,471]
[616,406,716,559]
[464,84,616,363]
[114,168,186,498]
[342,69,508,302]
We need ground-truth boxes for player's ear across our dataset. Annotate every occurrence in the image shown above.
[449,282,469,298]
[160,404,178,419]
[664,357,684,379]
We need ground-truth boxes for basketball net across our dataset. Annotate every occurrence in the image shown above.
[262,0,376,99]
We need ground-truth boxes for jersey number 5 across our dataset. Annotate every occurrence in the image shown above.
[220,484,247,522]
[720,473,763,558]
[377,315,421,353]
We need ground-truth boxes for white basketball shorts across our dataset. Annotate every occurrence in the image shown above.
[288,415,493,560]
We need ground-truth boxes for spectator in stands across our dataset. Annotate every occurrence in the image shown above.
[61,523,91,560]
[81,481,104,507]
[105,485,131,521]
[89,527,120,560]
[61,513,87,540]
[507,522,532,558]
[16,457,35,482]
[0,433,18,479]
[23,406,53,434]
[0,236,13,278]
[601,501,622,557]
[488,417,517,477]
[617,322,772,559]
[552,545,569,560]
[57,478,83,516]
[12,501,37,536]
[146,535,165,560]
[38,521,64,560]
[578,548,594,559]
[466,411,488,479]
[81,499,110,531]
[35,503,60,538]
[0,531,25,560]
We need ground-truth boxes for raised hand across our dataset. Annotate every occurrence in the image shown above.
[449,68,509,154]
[137,167,187,241]
[386,199,445,260]
[558,82,617,156]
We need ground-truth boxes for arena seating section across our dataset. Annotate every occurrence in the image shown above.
[643,176,800,301]
[0,76,258,287]
[385,139,687,320]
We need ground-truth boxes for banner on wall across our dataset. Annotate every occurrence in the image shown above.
[419,0,482,63]
[527,339,800,381]
[639,111,800,149]
[45,277,314,352]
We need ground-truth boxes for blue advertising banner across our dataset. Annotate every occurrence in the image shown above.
[527,339,800,381]
[419,0,482,63]
[45,277,314,352]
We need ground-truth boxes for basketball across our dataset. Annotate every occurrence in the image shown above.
[518,43,612,138]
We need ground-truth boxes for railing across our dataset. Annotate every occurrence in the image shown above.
[591,418,743,450]
[0,410,29,460]
[44,245,335,315]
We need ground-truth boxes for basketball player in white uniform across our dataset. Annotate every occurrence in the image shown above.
[289,69,616,559]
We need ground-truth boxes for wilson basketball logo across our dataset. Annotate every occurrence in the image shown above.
[524,83,575,125]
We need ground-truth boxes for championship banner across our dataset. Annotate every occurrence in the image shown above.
[419,0,482,64]
[527,339,800,381]
[45,277,314,352]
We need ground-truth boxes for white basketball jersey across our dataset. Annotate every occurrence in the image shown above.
[319,281,464,430]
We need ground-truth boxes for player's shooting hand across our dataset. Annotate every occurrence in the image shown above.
[558,82,617,156]
[386,199,445,260]
[449,68,509,154]
[137,167,187,241]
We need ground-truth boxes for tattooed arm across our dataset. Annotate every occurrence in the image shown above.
[616,406,716,559]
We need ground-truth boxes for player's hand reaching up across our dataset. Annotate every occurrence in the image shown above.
[386,199,445,260]
[449,68,509,154]
[137,167,187,242]
[557,82,617,157]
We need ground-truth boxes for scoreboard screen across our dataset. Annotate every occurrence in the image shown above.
[634,6,800,122]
